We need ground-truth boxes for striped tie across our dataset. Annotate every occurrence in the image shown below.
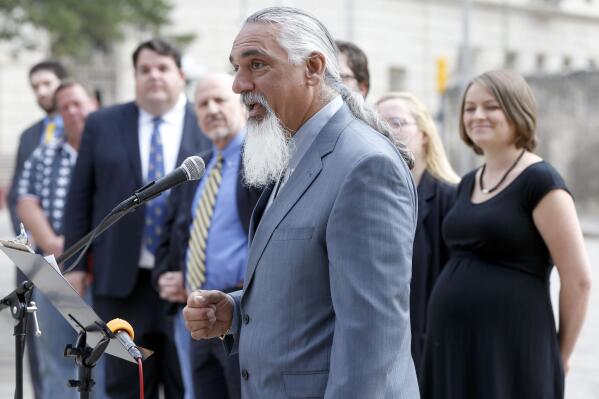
[186,152,223,291]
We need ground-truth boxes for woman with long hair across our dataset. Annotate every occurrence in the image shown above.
[376,92,459,385]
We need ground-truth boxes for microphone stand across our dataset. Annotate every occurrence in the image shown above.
[65,328,110,399]
[55,171,192,397]
[55,183,163,397]
[57,180,161,268]
[0,281,40,399]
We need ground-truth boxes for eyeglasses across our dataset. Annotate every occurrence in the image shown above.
[386,117,417,131]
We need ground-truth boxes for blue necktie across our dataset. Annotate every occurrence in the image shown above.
[144,117,168,253]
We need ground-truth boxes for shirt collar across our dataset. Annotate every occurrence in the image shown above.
[139,93,187,126]
[216,128,245,161]
[44,114,63,129]
[288,95,343,171]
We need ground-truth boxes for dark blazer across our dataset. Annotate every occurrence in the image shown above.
[8,120,45,233]
[410,170,456,382]
[63,101,211,298]
[152,149,261,290]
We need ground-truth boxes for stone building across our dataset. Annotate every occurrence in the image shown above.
[1,0,598,209]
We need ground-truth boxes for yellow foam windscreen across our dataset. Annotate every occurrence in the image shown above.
[106,318,135,340]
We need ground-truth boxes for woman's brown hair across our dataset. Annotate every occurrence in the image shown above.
[459,69,538,155]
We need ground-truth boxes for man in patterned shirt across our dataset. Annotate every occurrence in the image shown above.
[17,80,98,399]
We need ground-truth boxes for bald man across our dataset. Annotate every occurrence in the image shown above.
[153,73,261,399]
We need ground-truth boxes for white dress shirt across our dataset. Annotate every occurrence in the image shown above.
[137,93,187,268]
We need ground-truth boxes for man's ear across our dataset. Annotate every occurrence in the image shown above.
[358,82,369,98]
[305,52,326,86]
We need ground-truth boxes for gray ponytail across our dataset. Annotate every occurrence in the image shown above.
[245,6,414,169]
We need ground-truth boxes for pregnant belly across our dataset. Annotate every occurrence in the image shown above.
[427,256,555,334]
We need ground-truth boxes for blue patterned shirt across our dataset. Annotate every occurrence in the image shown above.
[17,140,77,234]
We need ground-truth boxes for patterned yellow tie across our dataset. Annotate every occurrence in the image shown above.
[186,152,223,291]
[43,121,56,144]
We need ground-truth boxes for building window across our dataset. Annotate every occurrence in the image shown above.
[388,66,406,91]
[535,53,546,72]
[562,56,572,71]
[504,50,518,69]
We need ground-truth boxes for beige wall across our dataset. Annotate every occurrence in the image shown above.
[1,0,599,189]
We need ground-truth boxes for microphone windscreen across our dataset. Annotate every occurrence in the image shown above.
[106,318,135,339]
[182,156,205,181]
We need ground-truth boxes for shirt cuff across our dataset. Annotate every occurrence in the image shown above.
[227,293,241,336]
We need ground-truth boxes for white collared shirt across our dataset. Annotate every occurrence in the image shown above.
[137,93,187,268]
[138,93,187,183]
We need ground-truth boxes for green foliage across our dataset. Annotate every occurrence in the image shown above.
[0,0,172,58]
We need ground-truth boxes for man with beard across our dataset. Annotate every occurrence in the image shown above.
[184,7,420,398]
[7,60,67,399]
[64,38,211,399]
[8,61,68,234]
[154,73,260,399]
[17,80,98,399]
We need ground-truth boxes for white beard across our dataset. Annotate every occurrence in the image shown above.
[242,94,291,188]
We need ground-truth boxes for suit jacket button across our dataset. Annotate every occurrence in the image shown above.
[241,369,249,380]
[243,314,250,324]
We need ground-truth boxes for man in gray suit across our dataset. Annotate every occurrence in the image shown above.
[184,6,420,398]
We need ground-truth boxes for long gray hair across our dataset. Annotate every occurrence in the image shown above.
[245,7,414,169]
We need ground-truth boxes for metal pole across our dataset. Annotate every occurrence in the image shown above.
[460,0,473,172]
[14,319,24,399]
[346,0,354,41]
[461,0,472,89]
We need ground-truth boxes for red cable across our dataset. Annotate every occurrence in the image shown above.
[137,357,144,399]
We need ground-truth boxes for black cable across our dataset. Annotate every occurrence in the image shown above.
[61,208,122,274]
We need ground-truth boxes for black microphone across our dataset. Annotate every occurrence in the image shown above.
[114,155,205,213]
[106,318,142,360]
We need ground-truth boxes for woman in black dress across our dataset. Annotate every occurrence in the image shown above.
[376,92,459,385]
[423,70,592,399]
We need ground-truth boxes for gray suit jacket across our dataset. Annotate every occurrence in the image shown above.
[227,105,420,398]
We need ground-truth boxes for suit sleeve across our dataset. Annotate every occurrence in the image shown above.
[152,186,183,290]
[223,289,243,355]
[63,116,97,272]
[324,153,419,398]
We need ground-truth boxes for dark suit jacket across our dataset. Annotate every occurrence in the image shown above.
[152,149,261,291]
[8,120,45,233]
[410,170,456,381]
[63,101,211,298]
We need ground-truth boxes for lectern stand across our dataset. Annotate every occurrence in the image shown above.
[0,242,152,399]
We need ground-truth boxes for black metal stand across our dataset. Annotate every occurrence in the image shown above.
[0,280,38,399]
[65,329,110,399]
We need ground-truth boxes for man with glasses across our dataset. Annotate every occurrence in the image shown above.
[336,40,370,98]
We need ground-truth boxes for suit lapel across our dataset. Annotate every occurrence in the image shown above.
[177,103,199,164]
[247,184,273,245]
[119,103,142,186]
[243,104,353,292]
[417,171,435,224]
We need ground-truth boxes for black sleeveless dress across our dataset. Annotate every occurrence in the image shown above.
[422,161,567,399]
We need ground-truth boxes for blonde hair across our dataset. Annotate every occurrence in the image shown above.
[376,92,460,184]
